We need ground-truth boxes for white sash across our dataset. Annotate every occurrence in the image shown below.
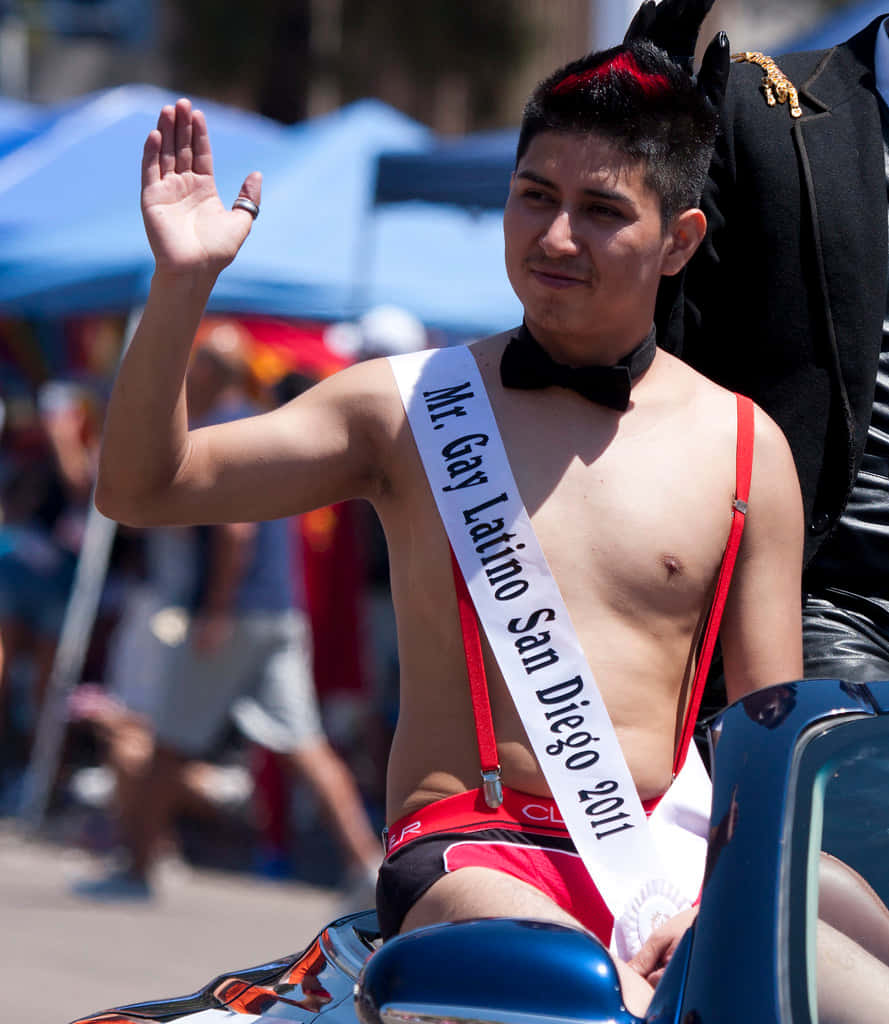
[390,346,710,958]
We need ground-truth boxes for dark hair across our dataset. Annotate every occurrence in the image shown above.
[516,40,718,225]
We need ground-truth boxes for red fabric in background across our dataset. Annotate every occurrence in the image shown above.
[234,317,348,382]
[299,501,367,696]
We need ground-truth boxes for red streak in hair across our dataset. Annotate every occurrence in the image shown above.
[553,51,670,96]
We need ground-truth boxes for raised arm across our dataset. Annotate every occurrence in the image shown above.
[719,406,804,702]
[96,101,390,529]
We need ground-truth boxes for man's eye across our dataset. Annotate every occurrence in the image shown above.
[588,204,621,218]
[523,189,554,203]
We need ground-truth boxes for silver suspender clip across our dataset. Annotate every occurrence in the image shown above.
[481,766,503,809]
[733,497,748,515]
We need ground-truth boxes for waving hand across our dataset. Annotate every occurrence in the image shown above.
[141,98,262,280]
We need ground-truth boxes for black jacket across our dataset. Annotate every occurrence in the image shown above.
[665,17,889,566]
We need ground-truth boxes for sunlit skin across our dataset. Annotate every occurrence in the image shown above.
[503,130,704,366]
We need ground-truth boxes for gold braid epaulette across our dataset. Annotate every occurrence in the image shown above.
[732,51,802,118]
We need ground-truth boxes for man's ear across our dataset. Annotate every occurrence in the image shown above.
[661,208,707,276]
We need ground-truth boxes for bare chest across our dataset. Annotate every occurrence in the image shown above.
[380,358,740,809]
[487,393,736,621]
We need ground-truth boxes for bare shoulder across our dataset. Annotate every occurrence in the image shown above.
[659,352,791,445]
[653,349,739,429]
[747,402,801,527]
[668,352,800,513]
[656,352,799,498]
[750,402,797,474]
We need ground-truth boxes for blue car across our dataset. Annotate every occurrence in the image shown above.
[71,678,889,1024]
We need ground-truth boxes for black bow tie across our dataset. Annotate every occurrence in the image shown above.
[500,325,657,411]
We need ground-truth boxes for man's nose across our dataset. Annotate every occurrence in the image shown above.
[539,210,579,257]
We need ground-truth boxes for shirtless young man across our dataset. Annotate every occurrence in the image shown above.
[97,40,802,1011]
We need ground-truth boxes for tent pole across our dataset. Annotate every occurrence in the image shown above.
[18,306,143,832]
[349,192,377,319]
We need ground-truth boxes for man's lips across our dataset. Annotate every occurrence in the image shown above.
[528,265,591,288]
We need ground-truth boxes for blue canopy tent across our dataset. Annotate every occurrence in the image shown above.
[363,127,521,334]
[778,0,886,52]
[0,97,47,158]
[374,128,517,211]
[209,114,522,332]
[0,82,319,327]
[0,89,522,336]
[0,83,304,241]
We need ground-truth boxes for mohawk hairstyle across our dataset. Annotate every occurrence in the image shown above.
[516,40,718,225]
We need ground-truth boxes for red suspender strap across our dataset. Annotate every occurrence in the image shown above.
[452,395,755,786]
[673,393,755,775]
[450,548,500,780]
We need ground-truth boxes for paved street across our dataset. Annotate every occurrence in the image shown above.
[0,822,344,1024]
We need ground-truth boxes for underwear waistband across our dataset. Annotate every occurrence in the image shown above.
[385,785,662,858]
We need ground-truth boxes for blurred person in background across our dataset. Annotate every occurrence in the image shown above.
[324,304,427,364]
[66,519,205,860]
[74,324,380,901]
[0,380,99,796]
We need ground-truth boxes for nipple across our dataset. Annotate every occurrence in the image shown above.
[663,554,683,579]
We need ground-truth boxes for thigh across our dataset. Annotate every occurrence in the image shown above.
[816,920,889,1024]
[402,864,585,932]
[819,852,889,967]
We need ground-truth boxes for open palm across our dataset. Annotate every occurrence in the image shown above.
[141,98,261,278]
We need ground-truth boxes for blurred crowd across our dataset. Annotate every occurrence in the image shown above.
[0,305,429,906]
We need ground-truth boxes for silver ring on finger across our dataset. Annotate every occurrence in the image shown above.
[232,196,260,220]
